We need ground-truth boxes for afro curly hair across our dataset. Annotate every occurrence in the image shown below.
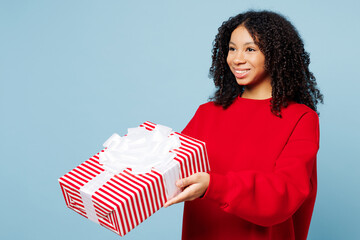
[209,10,323,117]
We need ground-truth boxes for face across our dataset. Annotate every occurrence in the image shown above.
[227,26,272,95]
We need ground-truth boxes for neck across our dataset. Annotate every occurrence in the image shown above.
[241,87,272,100]
[240,74,272,99]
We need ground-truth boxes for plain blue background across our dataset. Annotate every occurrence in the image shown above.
[1,0,359,239]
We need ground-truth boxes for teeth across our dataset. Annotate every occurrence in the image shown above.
[235,70,249,73]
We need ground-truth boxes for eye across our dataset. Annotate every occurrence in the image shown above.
[246,47,256,52]
[228,47,236,51]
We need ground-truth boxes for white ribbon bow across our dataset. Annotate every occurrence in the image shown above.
[98,124,181,174]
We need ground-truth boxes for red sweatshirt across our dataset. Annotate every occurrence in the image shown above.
[181,96,319,240]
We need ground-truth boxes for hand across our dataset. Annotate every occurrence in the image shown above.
[163,172,210,208]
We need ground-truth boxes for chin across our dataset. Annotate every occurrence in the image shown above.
[236,79,249,86]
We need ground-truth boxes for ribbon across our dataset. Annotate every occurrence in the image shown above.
[98,124,181,174]
[80,124,182,222]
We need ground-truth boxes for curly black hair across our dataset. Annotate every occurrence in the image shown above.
[209,10,323,117]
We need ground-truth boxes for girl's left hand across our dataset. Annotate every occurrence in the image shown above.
[163,172,210,208]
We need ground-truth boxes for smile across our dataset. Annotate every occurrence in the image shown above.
[235,70,249,74]
[234,69,250,78]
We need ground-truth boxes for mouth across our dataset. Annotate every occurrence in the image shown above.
[233,69,250,79]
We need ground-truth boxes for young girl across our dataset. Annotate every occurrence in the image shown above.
[164,10,323,240]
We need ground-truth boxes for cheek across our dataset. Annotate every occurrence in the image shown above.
[252,56,265,69]
[258,54,266,69]
[260,59,266,70]
[256,59,265,69]
[226,55,231,67]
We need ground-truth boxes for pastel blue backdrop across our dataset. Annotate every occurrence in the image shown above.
[1,0,359,239]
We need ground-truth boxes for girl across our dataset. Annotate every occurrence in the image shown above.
[164,10,323,240]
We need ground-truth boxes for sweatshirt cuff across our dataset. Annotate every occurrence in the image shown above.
[202,172,229,208]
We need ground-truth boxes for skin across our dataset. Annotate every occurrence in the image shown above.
[163,172,210,207]
[164,26,272,208]
[227,26,272,99]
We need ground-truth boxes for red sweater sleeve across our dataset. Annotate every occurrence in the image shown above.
[203,111,319,227]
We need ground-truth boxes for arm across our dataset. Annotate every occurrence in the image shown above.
[164,105,210,207]
[166,111,319,227]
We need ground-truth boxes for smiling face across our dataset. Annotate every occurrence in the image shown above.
[227,26,272,99]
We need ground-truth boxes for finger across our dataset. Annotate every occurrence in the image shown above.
[176,174,199,188]
[165,173,209,207]
[176,178,187,188]
[164,196,181,207]
[163,191,188,208]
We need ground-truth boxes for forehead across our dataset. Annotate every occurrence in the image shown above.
[229,26,255,44]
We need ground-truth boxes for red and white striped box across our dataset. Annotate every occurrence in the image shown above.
[58,121,209,236]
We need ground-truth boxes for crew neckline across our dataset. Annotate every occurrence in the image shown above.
[237,95,272,102]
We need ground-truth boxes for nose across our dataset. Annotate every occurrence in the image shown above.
[233,51,245,64]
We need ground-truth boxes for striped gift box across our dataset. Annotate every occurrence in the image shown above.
[58,121,209,236]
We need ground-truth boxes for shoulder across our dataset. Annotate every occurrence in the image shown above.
[282,102,320,146]
[278,102,319,138]
[181,101,219,137]
[199,101,218,109]
[282,102,319,121]
[197,101,222,113]
[185,101,222,127]
[282,102,320,141]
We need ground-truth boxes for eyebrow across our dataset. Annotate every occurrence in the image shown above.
[229,41,256,46]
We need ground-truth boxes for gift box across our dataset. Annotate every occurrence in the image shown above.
[58,121,209,236]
